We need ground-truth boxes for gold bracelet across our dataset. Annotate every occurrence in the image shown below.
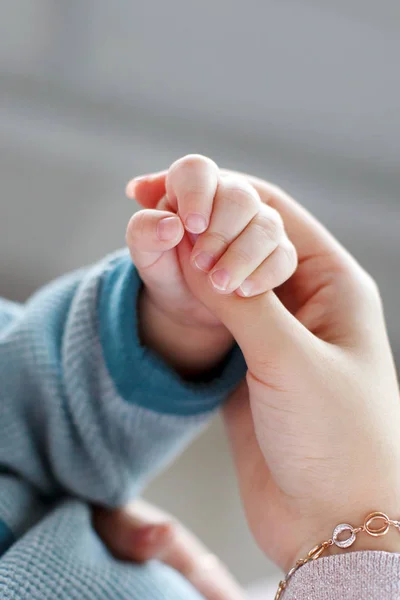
[275,511,400,599]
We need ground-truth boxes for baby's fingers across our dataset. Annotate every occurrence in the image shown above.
[236,240,298,297]
[93,502,245,600]
[126,209,184,270]
[192,200,297,297]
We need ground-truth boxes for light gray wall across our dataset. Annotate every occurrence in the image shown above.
[1,0,399,586]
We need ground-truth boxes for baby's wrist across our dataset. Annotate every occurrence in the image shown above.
[138,287,233,379]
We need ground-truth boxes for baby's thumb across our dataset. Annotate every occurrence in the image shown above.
[178,236,311,384]
[126,209,184,270]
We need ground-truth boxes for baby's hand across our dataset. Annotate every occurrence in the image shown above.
[126,155,297,376]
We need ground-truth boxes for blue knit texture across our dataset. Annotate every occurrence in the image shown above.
[0,499,206,600]
[0,251,246,598]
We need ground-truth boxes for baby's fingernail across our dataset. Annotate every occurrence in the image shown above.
[238,280,253,297]
[133,524,173,547]
[210,269,230,291]
[127,525,157,550]
[193,252,215,272]
[157,216,181,241]
[185,213,208,234]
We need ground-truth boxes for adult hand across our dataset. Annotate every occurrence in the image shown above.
[92,500,245,600]
[131,167,400,572]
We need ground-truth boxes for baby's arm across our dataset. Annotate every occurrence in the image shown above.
[0,251,245,506]
[0,154,296,507]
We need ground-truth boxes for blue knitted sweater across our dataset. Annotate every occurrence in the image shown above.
[0,250,246,599]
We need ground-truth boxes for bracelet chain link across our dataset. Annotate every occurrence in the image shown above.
[275,512,400,599]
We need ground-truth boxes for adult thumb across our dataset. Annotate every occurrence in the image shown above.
[178,235,313,385]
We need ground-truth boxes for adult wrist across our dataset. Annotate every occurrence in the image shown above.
[289,508,400,573]
[276,509,400,598]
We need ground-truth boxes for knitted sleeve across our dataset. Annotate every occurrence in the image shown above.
[281,551,400,599]
[0,250,246,505]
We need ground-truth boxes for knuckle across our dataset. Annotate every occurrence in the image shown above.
[168,155,218,205]
[253,210,283,241]
[221,179,259,212]
[170,154,218,178]
[281,241,298,271]
[232,246,254,264]
[262,243,297,287]
[180,187,208,204]
[203,229,230,250]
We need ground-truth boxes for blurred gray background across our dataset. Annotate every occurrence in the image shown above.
[1,0,399,590]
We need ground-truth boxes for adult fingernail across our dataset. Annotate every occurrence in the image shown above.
[193,252,215,272]
[125,176,149,197]
[238,280,253,297]
[133,170,164,182]
[185,213,208,234]
[157,216,181,241]
[187,232,199,246]
[125,181,136,197]
[210,269,230,291]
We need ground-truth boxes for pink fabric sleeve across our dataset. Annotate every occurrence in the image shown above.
[283,551,400,599]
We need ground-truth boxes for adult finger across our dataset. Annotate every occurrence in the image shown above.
[126,171,167,208]
[222,383,272,552]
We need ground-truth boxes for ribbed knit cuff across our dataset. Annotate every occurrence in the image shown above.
[99,253,247,416]
[0,520,14,556]
[285,551,400,599]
